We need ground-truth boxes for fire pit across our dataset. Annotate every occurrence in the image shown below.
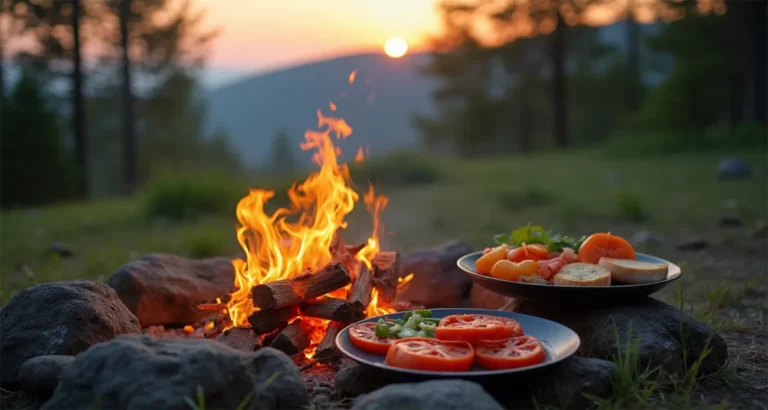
[179,109,415,364]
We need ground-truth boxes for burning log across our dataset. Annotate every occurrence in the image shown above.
[346,265,373,310]
[251,263,351,310]
[345,243,366,257]
[372,251,400,303]
[215,327,261,352]
[268,319,311,356]
[300,297,365,322]
[247,305,299,335]
[314,321,346,363]
[197,303,227,312]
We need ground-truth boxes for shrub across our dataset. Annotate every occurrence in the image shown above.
[144,173,247,221]
[496,185,553,211]
[183,229,231,258]
[616,189,649,223]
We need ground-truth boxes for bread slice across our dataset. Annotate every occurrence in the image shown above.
[553,263,611,286]
[598,258,668,284]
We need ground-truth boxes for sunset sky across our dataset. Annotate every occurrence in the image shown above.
[196,0,441,85]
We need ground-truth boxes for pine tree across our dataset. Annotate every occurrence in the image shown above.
[1,69,77,207]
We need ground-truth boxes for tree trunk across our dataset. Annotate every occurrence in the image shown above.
[119,0,138,192]
[551,11,568,147]
[518,42,533,153]
[0,0,5,103]
[625,16,642,112]
[751,0,767,125]
[728,73,744,127]
[71,0,88,197]
[519,78,533,152]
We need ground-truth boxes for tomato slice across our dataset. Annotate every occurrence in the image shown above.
[578,233,636,264]
[475,336,547,370]
[385,337,474,372]
[435,314,523,343]
[349,322,395,354]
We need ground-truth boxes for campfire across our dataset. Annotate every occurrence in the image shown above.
[194,103,414,363]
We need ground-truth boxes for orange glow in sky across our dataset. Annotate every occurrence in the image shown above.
[197,0,439,71]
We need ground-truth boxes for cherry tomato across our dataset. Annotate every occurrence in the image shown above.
[578,233,636,264]
[474,336,547,370]
[436,314,523,343]
[476,246,508,274]
[385,337,475,372]
[525,244,550,259]
[507,243,549,262]
[349,322,395,354]
[490,260,539,281]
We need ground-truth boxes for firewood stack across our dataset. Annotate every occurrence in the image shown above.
[238,231,401,361]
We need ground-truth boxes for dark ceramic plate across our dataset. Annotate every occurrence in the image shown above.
[335,308,580,377]
[458,252,682,303]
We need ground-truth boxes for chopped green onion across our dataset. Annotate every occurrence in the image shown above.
[418,323,436,332]
[398,328,418,338]
[375,319,391,338]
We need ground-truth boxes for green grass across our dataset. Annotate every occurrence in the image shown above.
[2,148,765,305]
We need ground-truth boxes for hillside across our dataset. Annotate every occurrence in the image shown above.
[204,53,437,168]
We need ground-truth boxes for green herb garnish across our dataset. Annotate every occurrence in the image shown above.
[494,223,586,253]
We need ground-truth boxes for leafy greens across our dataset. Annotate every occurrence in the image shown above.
[494,223,586,253]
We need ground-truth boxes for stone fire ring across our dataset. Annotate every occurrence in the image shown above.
[0,241,727,410]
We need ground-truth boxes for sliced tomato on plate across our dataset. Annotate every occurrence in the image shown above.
[474,336,547,370]
[349,322,395,354]
[435,314,523,343]
[385,337,474,372]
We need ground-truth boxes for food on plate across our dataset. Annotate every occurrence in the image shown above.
[474,336,547,370]
[384,337,475,371]
[435,314,523,343]
[598,257,668,284]
[553,263,611,286]
[577,233,636,264]
[506,243,549,262]
[349,322,396,354]
[490,259,538,281]
[348,310,551,372]
[475,246,508,274]
[477,224,650,285]
[374,310,438,339]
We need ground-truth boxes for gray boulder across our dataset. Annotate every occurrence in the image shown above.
[0,280,141,388]
[717,157,751,180]
[107,254,234,327]
[352,380,503,410]
[531,357,617,408]
[43,335,309,410]
[18,355,75,402]
[397,240,473,308]
[517,297,727,377]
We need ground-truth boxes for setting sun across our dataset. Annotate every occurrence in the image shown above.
[384,37,408,58]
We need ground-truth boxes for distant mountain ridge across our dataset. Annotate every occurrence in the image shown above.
[204,53,437,168]
[203,21,664,168]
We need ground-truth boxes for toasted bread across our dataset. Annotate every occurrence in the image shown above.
[598,258,668,284]
[553,263,611,286]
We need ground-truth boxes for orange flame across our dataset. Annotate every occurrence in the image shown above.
[348,70,357,85]
[355,146,365,163]
[329,101,337,112]
[227,108,388,328]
